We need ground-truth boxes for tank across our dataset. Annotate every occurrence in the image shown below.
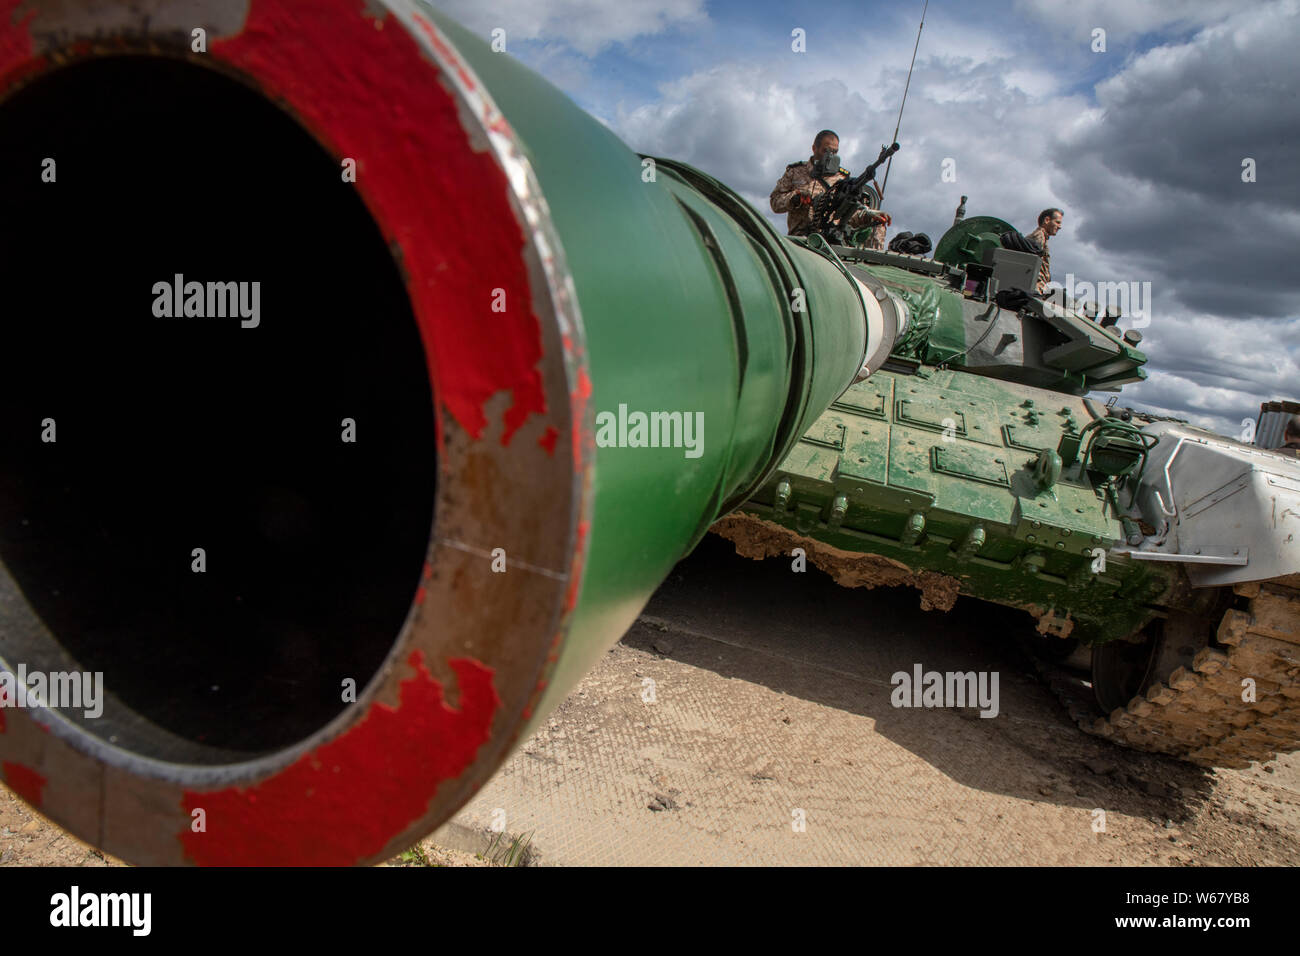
[713,215,1300,770]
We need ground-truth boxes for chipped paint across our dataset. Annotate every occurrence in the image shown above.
[179,651,498,866]
[572,366,593,470]
[212,0,548,446]
[0,0,38,86]
[2,761,45,807]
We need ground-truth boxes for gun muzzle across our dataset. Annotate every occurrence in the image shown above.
[0,0,882,864]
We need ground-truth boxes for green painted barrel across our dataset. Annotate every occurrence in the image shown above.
[0,0,876,864]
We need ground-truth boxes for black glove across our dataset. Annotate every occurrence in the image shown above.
[888,232,932,255]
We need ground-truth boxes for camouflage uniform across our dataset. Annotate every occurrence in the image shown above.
[1025,225,1051,294]
[770,160,888,248]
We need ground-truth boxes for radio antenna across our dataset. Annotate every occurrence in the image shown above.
[879,0,928,198]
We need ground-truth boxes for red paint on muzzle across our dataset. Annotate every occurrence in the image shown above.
[180,652,498,866]
[213,0,549,446]
[2,761,45,807]
[0,0,35,86]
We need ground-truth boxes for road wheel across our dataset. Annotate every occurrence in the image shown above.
[1091,589,1230,713]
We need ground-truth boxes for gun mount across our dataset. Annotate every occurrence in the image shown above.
[811,141,900,245]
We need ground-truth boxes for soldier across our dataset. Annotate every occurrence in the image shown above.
[770,129,891,247]
[1024,208,1063,294]
[1272,415,1300,458]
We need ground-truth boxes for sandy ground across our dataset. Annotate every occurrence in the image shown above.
[444,535,1300,866]
[4,534,1299,866]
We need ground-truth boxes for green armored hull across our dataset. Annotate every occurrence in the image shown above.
[721,366,1177,645]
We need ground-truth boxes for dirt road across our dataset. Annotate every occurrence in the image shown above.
[442,535,1300,865]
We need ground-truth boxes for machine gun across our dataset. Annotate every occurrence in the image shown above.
[811,141,900,245]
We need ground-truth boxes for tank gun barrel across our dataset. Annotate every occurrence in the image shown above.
[0,0,884,864]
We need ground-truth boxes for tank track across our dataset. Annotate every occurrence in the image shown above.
[714,516,1300,768]
[1038,581,1300,769]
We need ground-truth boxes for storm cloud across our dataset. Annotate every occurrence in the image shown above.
[427,0,1300,436]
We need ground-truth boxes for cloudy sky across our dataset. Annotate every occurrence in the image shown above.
[427,0,1300,437]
